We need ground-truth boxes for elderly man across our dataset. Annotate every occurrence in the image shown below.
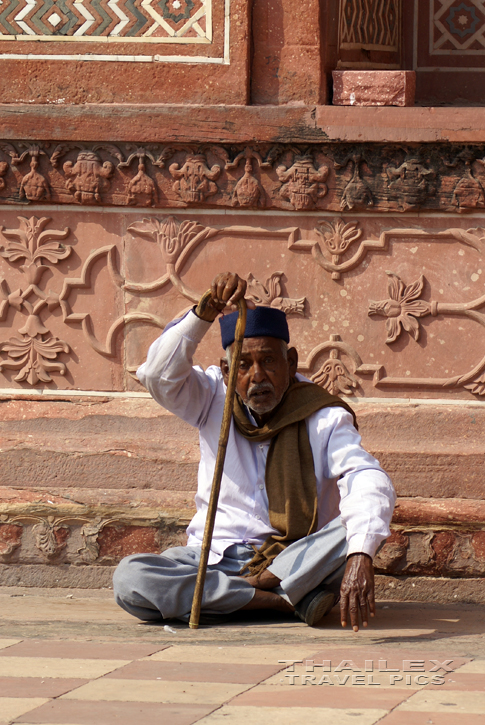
[114,272,396,631]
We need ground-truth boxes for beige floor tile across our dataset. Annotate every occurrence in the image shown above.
[396,690,485,714]
[0,657,129,679]
[196,705,389,725]
[0,640,21,651]
[147,646,314,665]
[0,697,50,720]
[454,660,485,674]
[61,678,251,705]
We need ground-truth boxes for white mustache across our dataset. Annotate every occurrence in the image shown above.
[248,382,275,397]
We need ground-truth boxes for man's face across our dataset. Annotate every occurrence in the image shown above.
[221,336,298,418]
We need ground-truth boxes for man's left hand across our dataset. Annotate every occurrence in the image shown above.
[339,553,375,632]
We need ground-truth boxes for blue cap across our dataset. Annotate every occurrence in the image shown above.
[219,306,290,349]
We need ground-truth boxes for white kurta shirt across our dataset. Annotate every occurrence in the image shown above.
[137,311,396,565]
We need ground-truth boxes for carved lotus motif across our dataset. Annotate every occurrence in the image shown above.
[128,216,214,265]
[368,273,431,344]
[316,219,362,256]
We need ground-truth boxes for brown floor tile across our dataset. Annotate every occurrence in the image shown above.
[379,713,485,724]
[426,673,485,691]
[106,660,283,684]
[0,640,166,660]
[230,684,412,709]
[14,700,216,725]
[0,677,86,698]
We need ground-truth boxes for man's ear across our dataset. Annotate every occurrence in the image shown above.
[287,346,298,376]
[220,357,230,385]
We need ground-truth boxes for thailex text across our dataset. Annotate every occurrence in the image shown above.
[278,659,456,686]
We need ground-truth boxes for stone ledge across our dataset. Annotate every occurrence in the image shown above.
[0,563,115,588]
[1,105,485,144]
[375,575,485,605]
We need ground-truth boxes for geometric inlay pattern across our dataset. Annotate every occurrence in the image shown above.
[0,0,212,42]
[432,0,485,54]
[339,0,400,51]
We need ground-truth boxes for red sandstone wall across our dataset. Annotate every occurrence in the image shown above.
[0,1,484,589]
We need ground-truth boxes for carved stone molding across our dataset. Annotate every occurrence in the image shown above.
[0,512,186,566]
[0,141,484,213]
[290,221,485,281]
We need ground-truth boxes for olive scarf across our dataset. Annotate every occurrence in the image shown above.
[233,379,356,577]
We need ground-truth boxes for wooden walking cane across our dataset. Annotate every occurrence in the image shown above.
[189,291,247,629]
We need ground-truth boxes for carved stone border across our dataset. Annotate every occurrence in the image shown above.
[1,141,485,213]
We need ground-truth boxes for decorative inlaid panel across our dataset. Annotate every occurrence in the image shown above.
[432,0,485,54]
[416,0,485,69]
[339,0,400,51]
[0,0,229,63]
[338,0,401,68]
[0,0,212,43]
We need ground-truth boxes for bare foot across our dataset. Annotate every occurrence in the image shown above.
[240,588,295,613]
[243,570,281,590]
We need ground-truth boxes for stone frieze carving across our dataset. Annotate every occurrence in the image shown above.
[386,153,436,212]
[0,512,186,567]
[169,152,221,205]
[0,141,483,212]
[276,152,329,210]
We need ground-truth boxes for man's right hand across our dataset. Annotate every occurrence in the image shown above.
[196,272,248,322]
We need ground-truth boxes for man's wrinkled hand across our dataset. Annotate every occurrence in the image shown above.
[195,272,248,322]
[211,272,247,311]
[340,553,375,632]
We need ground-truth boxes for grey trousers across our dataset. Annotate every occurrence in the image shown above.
[113,515,348,622]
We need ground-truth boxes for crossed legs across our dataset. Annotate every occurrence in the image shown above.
[113,516,348,623]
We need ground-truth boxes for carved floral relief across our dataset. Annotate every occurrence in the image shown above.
[368,273,431,344]
[0,207,483,399]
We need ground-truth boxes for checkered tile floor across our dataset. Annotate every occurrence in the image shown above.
[0,638,484,725]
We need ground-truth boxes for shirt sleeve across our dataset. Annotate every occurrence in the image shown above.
[324,408,396,559]
[136,310,219,428]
